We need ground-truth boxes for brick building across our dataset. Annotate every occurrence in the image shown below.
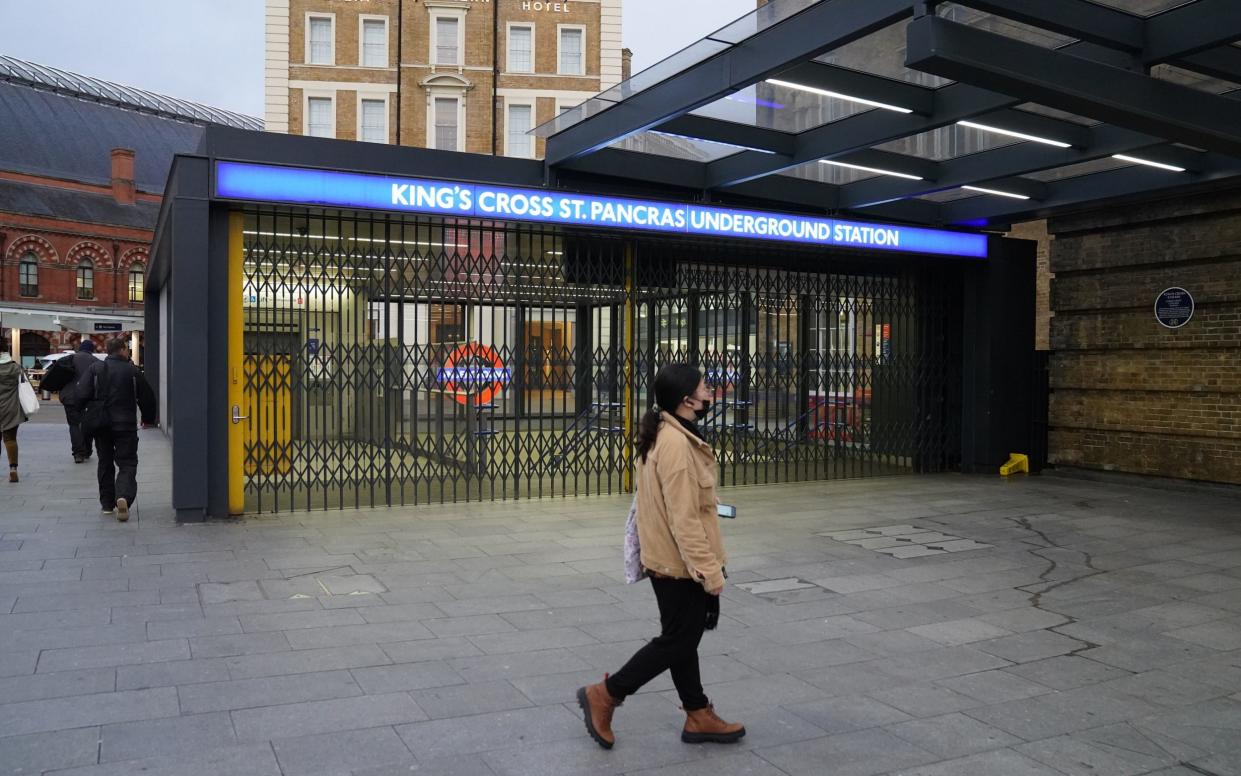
[0,56,261,368]
[264,0,624,158]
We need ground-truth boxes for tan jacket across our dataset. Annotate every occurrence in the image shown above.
[636,411,727,591]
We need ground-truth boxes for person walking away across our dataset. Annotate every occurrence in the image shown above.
[59,340,100,463]
[85,338,156,521]
[0,338,28,483]
[577,363,745,749]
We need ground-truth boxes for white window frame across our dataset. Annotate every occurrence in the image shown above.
[428,94,465,151]
[357,94,389,143]
[506,22,535,74]
[557,24,586,76]
[358,15,389,68]
[303,90,336,138]
[305,12,336,66]
[430,11,466,67]
[505,100,536,159]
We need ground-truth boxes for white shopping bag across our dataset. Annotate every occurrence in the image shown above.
[17,371,39,417]
[623,495,644,584]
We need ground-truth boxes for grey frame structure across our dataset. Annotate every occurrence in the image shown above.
[147,127,1034,520]
[148,0,1241,520]
[541,0,1241,230]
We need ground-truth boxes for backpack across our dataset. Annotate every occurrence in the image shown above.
[80,363,111,436]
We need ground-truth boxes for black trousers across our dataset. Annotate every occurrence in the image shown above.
[64,404,91,459]
[606,576,710,711]
[95,429,139,509]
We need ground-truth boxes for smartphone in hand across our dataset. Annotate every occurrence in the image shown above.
[716,504,737,519]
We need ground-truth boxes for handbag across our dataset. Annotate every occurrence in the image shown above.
[17,370,40,417]
[623,495,644,584]
[80,363,110,436]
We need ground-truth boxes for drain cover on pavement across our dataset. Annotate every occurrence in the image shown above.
[820,524,991,557]
[736,578,817,595]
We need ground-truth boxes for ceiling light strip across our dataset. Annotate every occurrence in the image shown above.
[1112,154,1186,172]
[765,79,913,114]
[958,120,1072,148]
[962,185,1031,200]
[819,159,923,181]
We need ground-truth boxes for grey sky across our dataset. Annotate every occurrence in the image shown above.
[0,0,756,119]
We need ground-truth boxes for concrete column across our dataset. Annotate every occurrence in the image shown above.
[9,328,20,364]
[131,331,141,366]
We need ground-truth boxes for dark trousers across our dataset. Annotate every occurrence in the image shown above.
[95,429,139,509]
[606,576,710,711]
[64,404,91,459]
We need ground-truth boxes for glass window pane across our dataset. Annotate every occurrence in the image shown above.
[307,97,333,137]
[437,19,459,65]
[77,260,93,300]
[19,252,37,296]
[875,123,1020,160]
[129,265,145,303]
[509,26,532,73]
[363,20,386,67]
[508,105,533,157]
[309,17,333,64]
[361,99,386,142]
[435,98,458,151]
[560,28,583,74]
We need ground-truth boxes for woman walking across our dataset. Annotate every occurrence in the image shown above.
[0,338,27,483]
[577,363,745,749]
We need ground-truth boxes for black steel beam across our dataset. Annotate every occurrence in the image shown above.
[657,115,796,155]
[772,61,936,115]
[558,148,708,189]
[941,153,1241,224]
[970,108,1093,149]
[841,125,1169,210]
[1175,45,1241,84]
[941,0,1143,52]
[544,0,912,165]
[1145,0,1241,64]
[706,81,1017,188]
[906,15,1241,158]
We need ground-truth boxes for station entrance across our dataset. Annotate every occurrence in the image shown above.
[237,208,963,512]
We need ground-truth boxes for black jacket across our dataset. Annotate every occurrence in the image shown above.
[85,355,157,432]
[58,352,102,406]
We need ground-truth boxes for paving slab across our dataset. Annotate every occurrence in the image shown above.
[4,424,1241,776]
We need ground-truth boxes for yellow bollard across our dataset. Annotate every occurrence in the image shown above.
[1000,453,1029,477]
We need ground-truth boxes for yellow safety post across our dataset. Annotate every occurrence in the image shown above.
[227,212,245,515]
[623,243,635,493]
[1000,453,1029,477]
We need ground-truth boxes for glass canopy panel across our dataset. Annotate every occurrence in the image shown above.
[1152,64,1241,94]
[936,4,1077,48]
[609,132,747,163]
[1026,157,1134,182]
[688,82,872,133]
[1087,0,1192,14]
[536,0,830,138]
[779,160,879,186]
[816,18,952,89]
[875,123,1021,160]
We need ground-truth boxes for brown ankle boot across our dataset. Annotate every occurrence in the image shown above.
[576,678,622,749]
[682,705,746,744]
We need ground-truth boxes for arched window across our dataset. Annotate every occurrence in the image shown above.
[18,251,38,297]
[76,259,94,300]
[128,263,145,303]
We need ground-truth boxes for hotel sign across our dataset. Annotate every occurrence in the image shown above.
[215,161,988,259]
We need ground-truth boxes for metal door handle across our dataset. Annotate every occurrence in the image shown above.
[231,405,248,424]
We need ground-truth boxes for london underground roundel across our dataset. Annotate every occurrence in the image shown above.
[437,343,510,406]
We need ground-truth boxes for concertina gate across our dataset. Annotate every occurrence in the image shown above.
[239,208,963,513]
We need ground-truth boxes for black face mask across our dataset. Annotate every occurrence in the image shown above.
[693,399,712,420]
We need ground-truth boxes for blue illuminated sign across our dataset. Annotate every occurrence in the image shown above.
[216,161,988,259]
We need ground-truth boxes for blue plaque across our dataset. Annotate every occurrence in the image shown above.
[1155,287,1194,329]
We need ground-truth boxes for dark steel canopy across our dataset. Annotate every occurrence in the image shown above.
[535,0,1241,229]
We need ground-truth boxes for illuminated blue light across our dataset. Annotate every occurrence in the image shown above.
[216,161,988,259]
